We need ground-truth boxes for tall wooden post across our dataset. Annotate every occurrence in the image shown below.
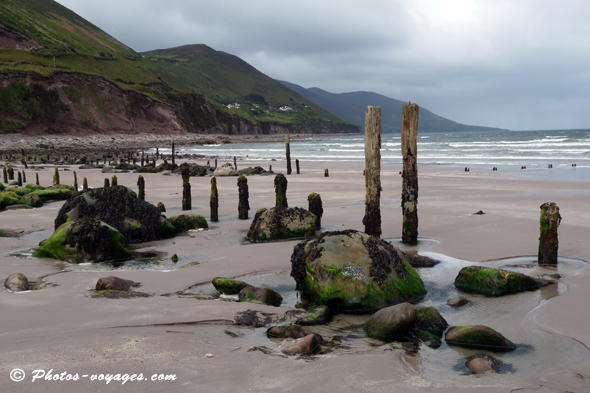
[181,163,191,210]
[74,171,78,191]
[210,177,219,222]
[237,175,250,219]
[171,140,176,166]
[3,167,7,183]
[8,167,14,180]
[539,202,561,264]
[308,193,323,229]
[104,178,110,188]
[17,171,22,187]
[286,134,292,175]
[296,159,300,174]
[401,103,419,244]
[36,173,40,186]
[53,167,60,186]
[363,106,382,238]
[22,170,26,183]
[274,173,288,208]
[111,175,118,186]
[234,156,237,170]
[83,177,88,191]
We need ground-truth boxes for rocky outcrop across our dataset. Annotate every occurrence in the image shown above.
[247,207,317,242]
[55,185,169,242]
[445,325,516,351]
[4,273,30,292]
[365,303,417,339]
[290,230,426,312]
[454,266,545,296]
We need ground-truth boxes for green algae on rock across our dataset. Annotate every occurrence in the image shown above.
[247,206,317,242]
[415,306,448,337]
[365,302,417,338]
[168,214,208,233]
[290,230,426,312]
[212,277,252,295]
[445,325,516,351]
[454,265,545,296]
[238,286,283,307]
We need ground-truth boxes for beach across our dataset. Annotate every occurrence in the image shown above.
[1,151,589,392]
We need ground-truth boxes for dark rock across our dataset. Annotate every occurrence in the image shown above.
[247,206,317,242]
[293,305,330,325]
[404,253,441,268]
[95,276,137,291]
[168,214,208,233]
[415,306,448,336]
[454,265,544,296]
[267,325,312,339]
[234,310,281,327]
[447,297,469,307]
[465,352,501,374]
[238,286,283,307]
[239,166,266,175]
[365,303,417,338]
[212,277,252,295]
[189,164,208,177]
[290,230,426,312]
[280,334,322,356]
[445,325,516,351]
[416,330,442,349]
[4,273,30,292]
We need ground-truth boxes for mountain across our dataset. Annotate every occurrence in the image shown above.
[0,0,357,136]
[279,81,505,133]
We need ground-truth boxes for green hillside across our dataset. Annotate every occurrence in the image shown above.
[280,81,506,133]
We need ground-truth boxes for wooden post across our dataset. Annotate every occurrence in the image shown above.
[308,193,323,229]
[157,202,166,212]
[8,167,14,180]
[53,167,60,186]
[274,173,288,208]
[363,106,382,237]
[83,177,88,191]
[286,134,292,175]
[171,140,176,166]
[401,103,419,244]
[181,163,191,210]
[36,173,40,186]
[324,168,329,177]
[234,156,237,170]
[73,171,78,191]
[237,175,250,219]
[210,177,219,222]
[3,167,7,183]
[296,159,300,174]
[539,202,561,264]
[22,170,26,183]
[17,171,22,186]
[111,175,118,186]
[104,178,110,188]
[215,158,217,169]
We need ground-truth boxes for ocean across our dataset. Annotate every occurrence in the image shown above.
[174,129,590,175]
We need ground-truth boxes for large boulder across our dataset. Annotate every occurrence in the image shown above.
[212,277,252,295]
[290,230,426,312]
[55,186,168,243]
[4,273,30,292]
[214,163,238,176]
[445,325,516,351]
[168,214,208,233]
[247,207,317,242]
[455,266,545,296]
[238,286,283,307]
[415,306,449,336]
[33,218,132,263]
[365,303,417,338]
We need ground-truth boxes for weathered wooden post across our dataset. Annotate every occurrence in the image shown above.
[3,167,7,183]
[308,193,323,229]
[157,202,166,212]
[141,150,145,167]
[324,168,329,177]
[237,175,250,219]
[73,171,78,191]
[53,166,60,186]
[539,202,561,264]
[296,159,300,174]
[104,178,110,188]
[8,167,14,180]
[210,177,219,222]
[286,134,292,175]
[172,140,176,166]
[215,158,217,169]
[363,106,382,237]
[111,175,118,186]
[17,171,22,186]
[22,170,26,183]
[274,173,288,208]
[36,173,40,186]
[181,162,191,210]
[234,156,237,170]
[137,175,145,200]
[83,177,88,191]
[401,103,419,244]
[156,147,160,160]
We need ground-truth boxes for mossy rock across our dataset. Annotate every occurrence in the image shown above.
[33,218,132,263]
[168,214,209,233]
[0,192,23,209]
[21,193,44,208]
[445,325,516,351]
[0,183,4,192]
[295,305,330,325]
[4,273,30,292]
[290,230,426,312]
[247,206,317,242]
[31,185,75,202]
[415,307,448,337]
[267,324,311,339]
[161,217,177,239]
[212,277,252,295]
[416,330,442,349]
[454,265,544,296]
[238,286,283,307]
[92,290,152,299]
[137,166,157,173]
[157,202,166,212]
[365,303,417,338]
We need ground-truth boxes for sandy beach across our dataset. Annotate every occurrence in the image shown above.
[1,152,589,392]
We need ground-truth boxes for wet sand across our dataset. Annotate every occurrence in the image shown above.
[1,155,590,392]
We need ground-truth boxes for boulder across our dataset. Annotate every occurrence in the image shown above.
[247,207,317,242]
[238,286,283,307]
[96,276,136,291]
[454,265,544,296]
[21,193,43,208]
[212,277,253,295]
[55,185,168,243]
[416,330,442,349]
[415,306,449,336]
[267,325,312,339]
[33,218,132,263]
[280,334,322,356]
[168,214,208,233]
[0,192,23,209]
[31,185,75,202]
[290,230,426,312]
[404,253,441,268]
[447,297,469,307]
[189,164,208,177]
[445,325,516,351]
[4,273,30,292]
[465,353,501,375]
[214,163,238,176]
[239,166,266,175]
[234,310,281,327]
[365,303,417,338]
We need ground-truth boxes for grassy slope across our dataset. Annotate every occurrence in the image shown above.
[280,81,506,133]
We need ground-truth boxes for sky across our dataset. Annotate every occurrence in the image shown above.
[55,0,590,131]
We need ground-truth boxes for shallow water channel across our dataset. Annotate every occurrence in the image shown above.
[190,249,589,383]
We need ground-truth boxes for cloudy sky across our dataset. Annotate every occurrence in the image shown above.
[56,0,590,131]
